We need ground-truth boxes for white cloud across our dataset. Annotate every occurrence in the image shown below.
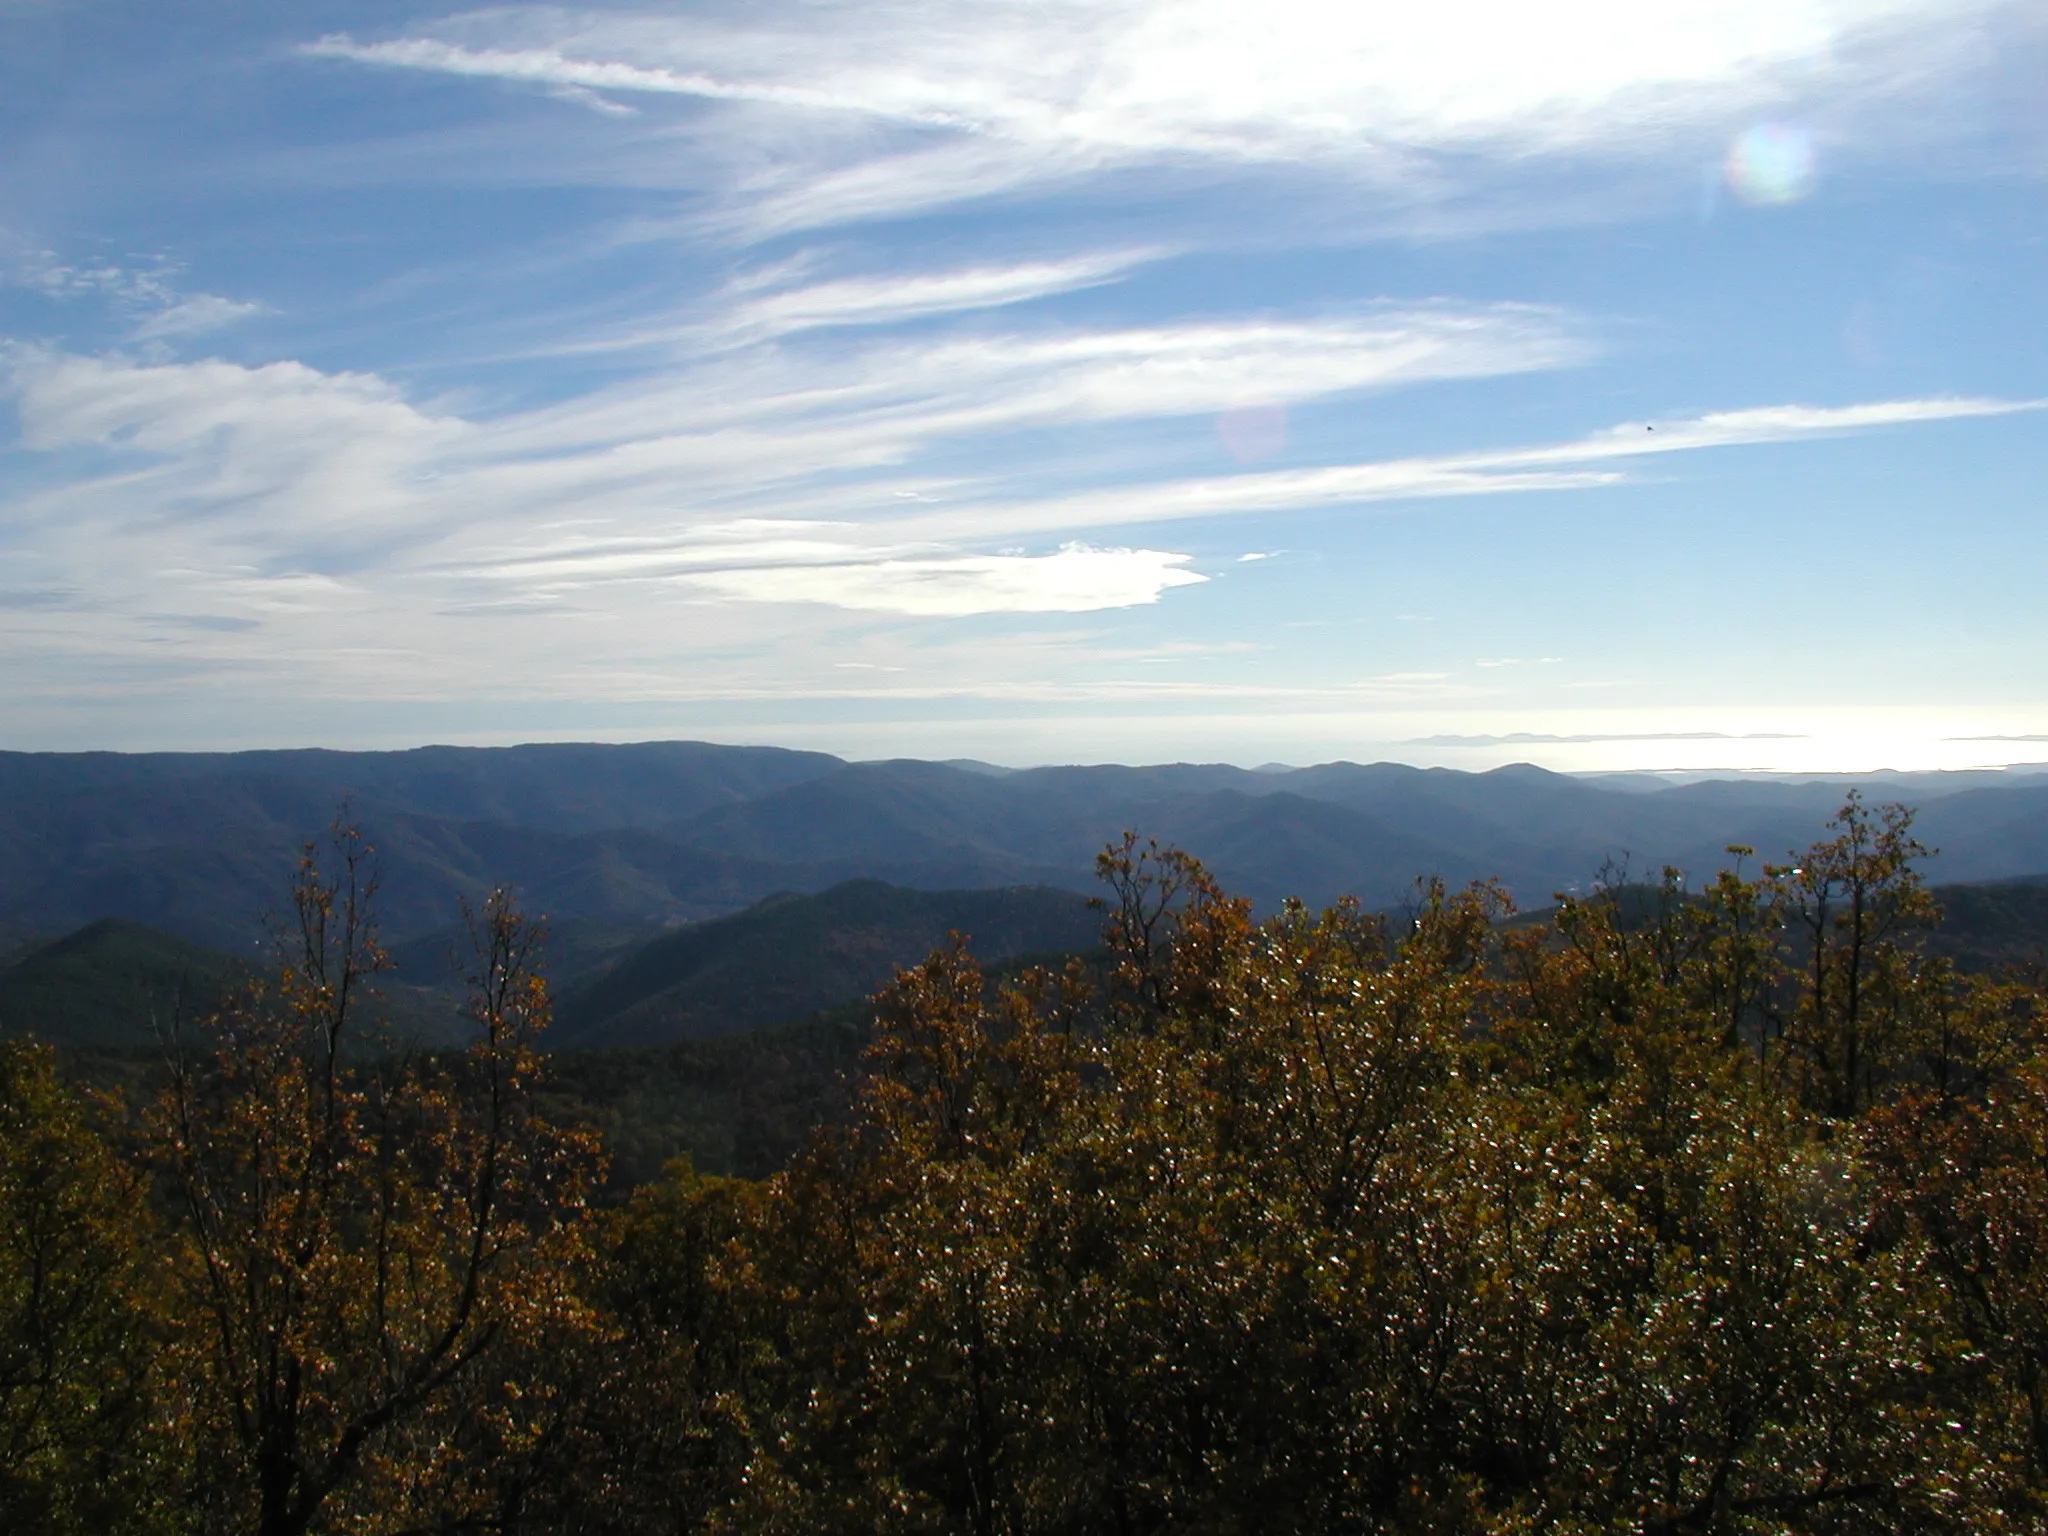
[890,392,2046,539]
[684,543,1206,615]
[5,325,2032,679]
[9,349,449,460]
[4,348,463,565]
[4,246,268,342]
[475,302,1587,494]
[717,252,1156,340]
[130,294,270,340]
[309,2,1950,149]
[5,250,176,305]
[301,1,2020,231]
[300,34,984,128]
[540,250,1165,360]
[1515,396,2047,462]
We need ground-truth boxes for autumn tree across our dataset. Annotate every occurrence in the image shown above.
[0,1040,178,1534]
[667,823,2009,1533]
[17,797,2045,1532]
[1772,793,1940,1117]
[151,823,600,1536]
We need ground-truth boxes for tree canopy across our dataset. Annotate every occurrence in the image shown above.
[7,797,2048,1533]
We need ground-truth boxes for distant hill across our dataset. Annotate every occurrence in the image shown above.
[0,880,1098,1058]
[1930,877,2048,973]
[0,918,253,1050]
[387,914,673,996]
[551,880,1101,1049]
[0,918,481,1052]
[18,869,2048,1190]
[7,740,2048,950]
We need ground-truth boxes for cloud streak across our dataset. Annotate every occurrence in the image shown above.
[684,544,1206,616]
[10,318,2030,630]
[130,294,270,340]
[300,35,988,128]
[887,394,2043,541]
[300,1,2026,234]
[715,252,1159,342]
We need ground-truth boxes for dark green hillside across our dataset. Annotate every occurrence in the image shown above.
[0,918,474,1050]
[546,945,1116,1186]
[387,914,671,994]
[1930,876,2048,971]
[0,920,44,968]
[552,879,1100,1049]
[544,1003,871,1185]
[0,918,252,1049]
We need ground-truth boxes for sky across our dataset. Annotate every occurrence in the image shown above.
[1,0,2045,772]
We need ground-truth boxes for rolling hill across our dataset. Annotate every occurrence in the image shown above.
[5,741,2048,954]
[551,880,1101,1049]
[0,918,253,1050]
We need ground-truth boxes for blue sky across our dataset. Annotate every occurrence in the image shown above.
[2,0,2044,770]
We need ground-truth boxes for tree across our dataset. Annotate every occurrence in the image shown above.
[688,832,1989,1532]
[1771,793,1938,1117]
[151,822,600,1536]
[0,1040,177,1534]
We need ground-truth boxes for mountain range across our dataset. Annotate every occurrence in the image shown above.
[7,740,2048,954]
[11,863,2048,1183]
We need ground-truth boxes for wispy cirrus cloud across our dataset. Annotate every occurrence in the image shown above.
[887,394,2044,541]
[542,250,1167,360]
[298,34,988,128]
[299,0,2028,235]
[305,2,1976,152]
[9,312,2032,634]
[0,344,2027,746]
[130,294,270,340]
[685,543,1206,616]
[3,242,269,346]
[1513,396,2048,462]
[713,251,1160,342]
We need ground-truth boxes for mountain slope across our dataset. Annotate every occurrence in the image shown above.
[0,918,252,1050]
[6,741,2048,952]
[552,880,1101,1049]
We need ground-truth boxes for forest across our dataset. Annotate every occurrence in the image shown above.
[8,795,2048,1534]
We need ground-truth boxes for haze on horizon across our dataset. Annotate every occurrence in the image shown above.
[2,0,2044,775]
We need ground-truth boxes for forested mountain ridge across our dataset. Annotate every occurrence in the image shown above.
[5,740,2048,951]
[0,918,251,1050]
[19,803,2048,1530]
[12,868,2048,1060]
[550,879,1099,1049]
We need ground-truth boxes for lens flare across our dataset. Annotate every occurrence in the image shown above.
[1217,402,1286,463]
[1725,123,1816,205]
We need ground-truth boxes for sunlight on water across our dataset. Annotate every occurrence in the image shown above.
[1725,123,1817,205]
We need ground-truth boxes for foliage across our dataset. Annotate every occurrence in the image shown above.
[0,1039,177,1533]
[645,809,2048,1533]
[20,799,2048,1532]
[0,918,251,1050]
[149,823,604,1536]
